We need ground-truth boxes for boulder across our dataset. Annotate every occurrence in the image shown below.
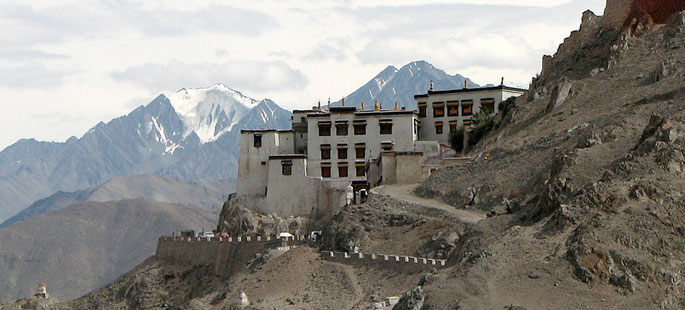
[392,286,424,310]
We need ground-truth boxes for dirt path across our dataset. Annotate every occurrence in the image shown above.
[371,184,486,224]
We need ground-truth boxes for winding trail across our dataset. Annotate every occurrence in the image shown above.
[371,184,486,224]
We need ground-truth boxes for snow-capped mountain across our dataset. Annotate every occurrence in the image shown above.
[166,84,259,143]
[0,86,291,222]
[334,60,480,110]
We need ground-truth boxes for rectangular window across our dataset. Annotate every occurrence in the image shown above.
[418,103,427,117]
[318,121,331,136]
[381,141,393,151]
[337,144,348,159]
[463,119,472,126]
[433,103,445,117]
[281,160,292,176]
[379,120,393,135]
[447,101,459,116]
[355,143,366,159]
[353,121,367,135]
[481,98,495,113]
[449,120,458,132]
[320,144,331,160]
[321,163,331,178]
[254,134,262,147]
[338,163,348,178]
[435,121,443,134]
[335,121,348,136]
[355,162,366,177]
[461,100,473,116]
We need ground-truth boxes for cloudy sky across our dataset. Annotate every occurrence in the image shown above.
[0,0,605,150]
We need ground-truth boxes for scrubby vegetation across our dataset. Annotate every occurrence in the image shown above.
[448,127,465,152]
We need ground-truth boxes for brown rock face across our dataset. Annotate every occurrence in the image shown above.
[625,0,685,26]
[604,0,685,30]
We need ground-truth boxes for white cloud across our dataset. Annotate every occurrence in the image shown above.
[111,60,309,94]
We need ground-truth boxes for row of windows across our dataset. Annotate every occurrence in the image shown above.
[318,120,393,136]
[433,120,472,134]
[320,162,366,178]
[319,142,393,160]
[418,98,495,118]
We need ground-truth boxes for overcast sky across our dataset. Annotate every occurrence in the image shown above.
[0,0,605,150]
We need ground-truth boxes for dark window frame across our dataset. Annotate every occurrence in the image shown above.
[433,104,445,117]
[461,101,474,116]
[335,122,349,136]
[337,145,348,160]
[379,120,393,135]
[318,122,331,136]
[254,134,262,147]
[355,163,366,177]
[353,122,367,135]
[320,145,331,160]
[281,160,292,176]
[447,101,459,116]
[338,164,348,178]
[435,122,443,135]
[321,164,332,178]
[355,144,366,159]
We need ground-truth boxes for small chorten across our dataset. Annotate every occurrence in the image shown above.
[35,283,48,299]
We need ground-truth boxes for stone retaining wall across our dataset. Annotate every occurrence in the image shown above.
[320,251,446,273]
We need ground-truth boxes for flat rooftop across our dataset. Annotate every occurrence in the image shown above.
[414,85,528,99]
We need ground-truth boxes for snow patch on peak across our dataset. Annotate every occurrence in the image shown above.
[165,84,260,143]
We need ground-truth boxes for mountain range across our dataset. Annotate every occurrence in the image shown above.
[333,60,481,110]
[0,174,234,229]
[0,85,290,222]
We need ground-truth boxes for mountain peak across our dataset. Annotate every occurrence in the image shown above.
[335,60,479,109]
[165,85,264,143]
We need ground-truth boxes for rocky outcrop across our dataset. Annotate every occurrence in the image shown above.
[216,197,304,236]
[392,286,424,310]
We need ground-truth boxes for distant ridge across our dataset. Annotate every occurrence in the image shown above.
[333,60,480,110]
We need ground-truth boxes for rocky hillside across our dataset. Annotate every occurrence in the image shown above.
[0,198,214,302]
[6,1,684,309]
[0,174,233,229]
[0,85,290,222]
[333,60,479,110]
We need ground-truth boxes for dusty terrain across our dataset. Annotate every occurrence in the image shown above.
[3,1,684,309]
[0,199,214,302]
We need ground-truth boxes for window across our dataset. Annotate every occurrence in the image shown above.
[254,134,262,147]
[418,103,427,117]
[337,144,348,159]
[435,121,443,134]
[353,121,367,135]
[381,141,393,151]
[447,101,459,116]
[338,163,349,177]
[355,162,366,177]
[318,121,331,136]
[320,144,331,160]
[463,119,472,126]
[481,98,495,113]
[379,120,393,135]
[461,100,473,116]
[335,121,348,136]
[449,120,458,132]
[281,160,292,175]
[433,103,445,117]
[355,143,366,159]
[321,163,331,178]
